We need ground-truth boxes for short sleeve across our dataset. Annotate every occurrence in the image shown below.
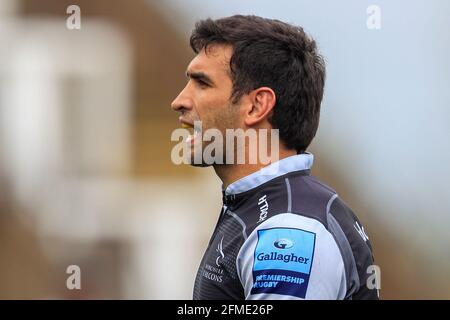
[236,213,346,299]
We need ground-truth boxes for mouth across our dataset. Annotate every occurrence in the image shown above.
[180,120,201,145]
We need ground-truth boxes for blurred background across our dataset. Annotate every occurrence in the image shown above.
[0,0,449,299]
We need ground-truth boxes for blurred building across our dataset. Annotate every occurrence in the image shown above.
[0,0,221,299]
[0,0,449,299]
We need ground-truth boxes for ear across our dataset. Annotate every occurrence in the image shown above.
[244,87,276,127]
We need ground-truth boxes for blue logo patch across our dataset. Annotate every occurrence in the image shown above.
[251,227,316,298]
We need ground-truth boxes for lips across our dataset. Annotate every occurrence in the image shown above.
[179,116,194,128]
[181,122,194,129]
[179,119,201,145]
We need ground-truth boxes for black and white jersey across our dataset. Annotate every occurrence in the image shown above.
[193,153,379,300]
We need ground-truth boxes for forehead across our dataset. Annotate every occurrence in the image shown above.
[187,44,233,79]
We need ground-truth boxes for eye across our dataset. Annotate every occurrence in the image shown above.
[195,79,210,88]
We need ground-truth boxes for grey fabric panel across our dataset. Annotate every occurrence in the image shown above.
[326,194,338,218]
[226,209,248,240]
[285,178,292,212]
[289,175,335,227]
[326,207,360,298]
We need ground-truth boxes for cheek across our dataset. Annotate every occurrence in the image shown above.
[198,99,233,127]
[226,106,239,128]
[216,106,239,134]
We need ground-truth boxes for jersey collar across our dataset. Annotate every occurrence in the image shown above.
[223,152,314,196]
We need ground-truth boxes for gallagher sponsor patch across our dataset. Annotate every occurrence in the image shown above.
[251,227,316,298]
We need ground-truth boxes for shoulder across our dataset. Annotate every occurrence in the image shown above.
[232,173,378,300]
[236,212,346,299]
[234,174,339,234]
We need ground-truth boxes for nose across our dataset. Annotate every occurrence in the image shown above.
[171,86,193,113]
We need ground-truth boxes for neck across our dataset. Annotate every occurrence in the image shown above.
[214,148,297,190]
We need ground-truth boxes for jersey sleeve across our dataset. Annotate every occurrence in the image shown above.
[236,213,346,300]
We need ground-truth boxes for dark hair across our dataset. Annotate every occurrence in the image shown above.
[190,15,326,153]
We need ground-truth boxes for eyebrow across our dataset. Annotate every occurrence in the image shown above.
[186,70,215,86]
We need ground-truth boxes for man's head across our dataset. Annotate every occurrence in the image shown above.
[171,15,326,165]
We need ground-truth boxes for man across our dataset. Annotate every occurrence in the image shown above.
[171,15,378,300]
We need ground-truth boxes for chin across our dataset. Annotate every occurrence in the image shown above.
[189,163,211,168]
[186,152,212,167]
